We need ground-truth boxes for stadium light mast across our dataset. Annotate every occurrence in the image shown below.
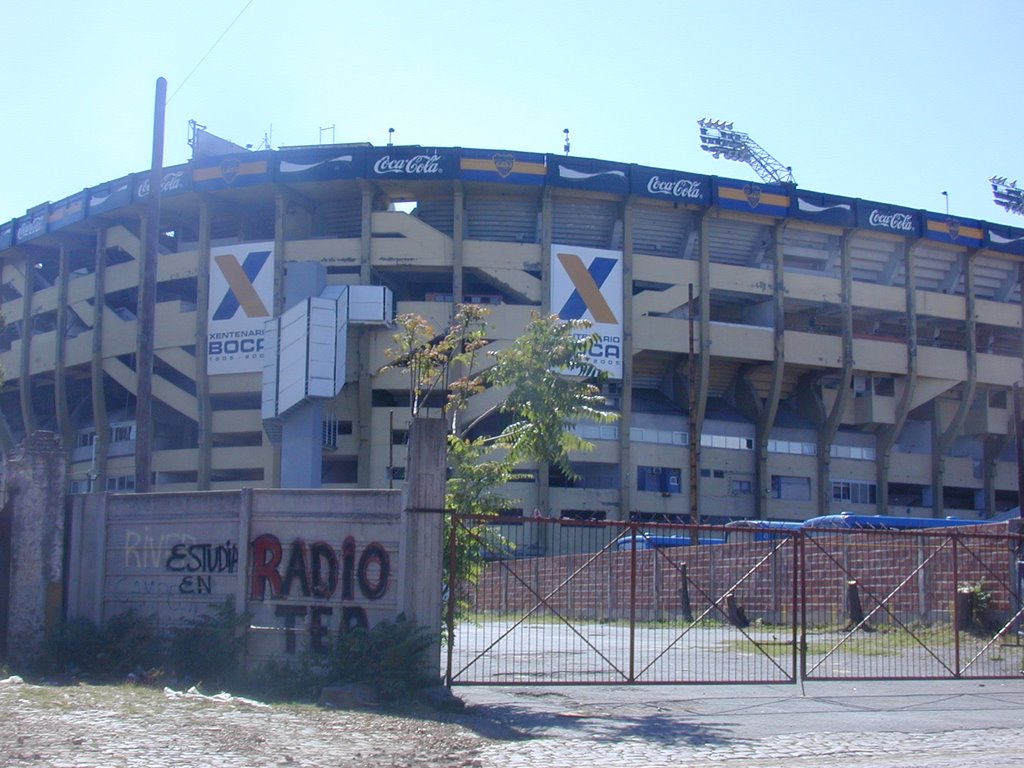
[990,176,1024,216]
[697,119,795,184]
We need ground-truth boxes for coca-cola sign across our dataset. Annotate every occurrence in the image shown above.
[16,215,45,241]
[646,175,703,199]
[867,209,915,232]
[857,201,919,236]
[372,153,444,176]
[137,171,187,199]
[632,166,709,204]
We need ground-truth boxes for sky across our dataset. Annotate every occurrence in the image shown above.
[2,0,1023,227]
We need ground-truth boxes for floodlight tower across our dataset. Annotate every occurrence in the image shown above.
[990,176,1024,216]
[697,119,795,184]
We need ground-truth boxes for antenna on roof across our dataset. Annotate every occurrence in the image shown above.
[388,127,395,147]
[319,124,335,145]
[563,128,570,156]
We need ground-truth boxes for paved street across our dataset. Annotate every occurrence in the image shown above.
[457,679,1024,767]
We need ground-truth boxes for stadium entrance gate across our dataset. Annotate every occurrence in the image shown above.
[444,516,1024,686]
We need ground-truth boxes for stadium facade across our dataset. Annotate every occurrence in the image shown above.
[0,143,1021,526]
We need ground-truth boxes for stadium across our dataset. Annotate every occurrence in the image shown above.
[0,140,1021,528]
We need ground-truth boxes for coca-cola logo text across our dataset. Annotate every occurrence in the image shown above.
[137,171,186,198]
[372,154,443,175]
[868,209,915,232]
[646,175,702,199]
[16,216,45,240]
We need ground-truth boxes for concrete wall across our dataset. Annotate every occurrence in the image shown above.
[62,418,448,668]
[67,488,409,663]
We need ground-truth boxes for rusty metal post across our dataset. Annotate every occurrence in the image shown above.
[628,519,637,682]
[952,534,961,676]
[445,513,458,686]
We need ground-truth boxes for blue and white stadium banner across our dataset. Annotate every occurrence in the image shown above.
[0,221,13,251]
[984,223,1024,256]
[791,190,856,227]
[365,147,455,180]
[15,205,48,244]
[88,176,133,216]
[208,242,275,375]
[134,164,193,201]
[193,152,272,192]
[631,165,710,205]
[48,192,86,232]
[276,146,364,183]
[713,178,790,217]
[550,244,623,380]
[547,156,630,195]
[458,148,546,185]
[923,213,984,248]
[855,200,921,237]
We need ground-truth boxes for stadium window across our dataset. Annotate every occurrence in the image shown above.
[874,377,895,396]
[636,466,682,494]
[772,475,811,501]
[560,509,607,524]
[832,480,877,505]
[105,475,136,492]
[730,479,752,495]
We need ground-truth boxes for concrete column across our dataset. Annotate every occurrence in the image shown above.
[2,431,67,669]
[196,200,212,489]
[618,197,635,522]
[19,252,36,436]
[54,244,73,451]
[91,230,110,491]
[357,181,376,488]
[876,239,920,514]
[932,251,977,518]
[755,222,787,519]
[401,417,446,673]
[816,231,854,516]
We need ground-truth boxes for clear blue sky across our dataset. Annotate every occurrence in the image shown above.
[3,0,1023,226]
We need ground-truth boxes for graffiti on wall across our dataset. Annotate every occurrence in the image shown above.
[250,534,392,653]
[166,540,239,595]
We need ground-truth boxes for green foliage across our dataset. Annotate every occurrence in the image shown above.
[383,307,618,623]
[43,610,162,677]
[168,599,250,688]
[958,580,995,633]
[330,616,435,703]
[381,304,490,428]
[482,311,615,478]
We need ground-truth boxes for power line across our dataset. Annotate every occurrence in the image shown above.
[168,0,256,103]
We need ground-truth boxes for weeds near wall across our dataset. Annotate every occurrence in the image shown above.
[43,610,162,677]
[168,599,250,689]
[330,615,435,703]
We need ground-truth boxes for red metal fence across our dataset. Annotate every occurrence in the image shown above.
[445,517,1024,686]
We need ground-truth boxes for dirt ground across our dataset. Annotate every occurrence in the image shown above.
[0,676,487,767]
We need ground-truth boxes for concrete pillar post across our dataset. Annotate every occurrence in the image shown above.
[2,431,68,669]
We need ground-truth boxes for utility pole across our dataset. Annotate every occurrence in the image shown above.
[135,76,166,493]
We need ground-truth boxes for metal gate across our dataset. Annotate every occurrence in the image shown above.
[800,526,1024,681]
[444,516,1024,686]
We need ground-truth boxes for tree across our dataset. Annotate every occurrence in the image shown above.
[382,307,617,596]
